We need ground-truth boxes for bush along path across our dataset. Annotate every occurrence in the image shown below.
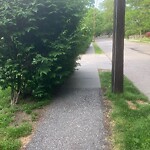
[25,45,110,150]
[0,0,93,104]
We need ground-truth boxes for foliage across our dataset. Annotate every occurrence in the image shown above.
[76,8,94,53]
[125,0,150,37]
[0,0,93,102]
[76,7,104,53]
[94,9,104,36]
[98,0,114,35]
[100,71,150,150]
[98,0,150,37]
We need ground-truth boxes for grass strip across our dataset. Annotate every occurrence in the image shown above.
[93,42,103,54]
[100,71,150,150]
[128,37,150,43]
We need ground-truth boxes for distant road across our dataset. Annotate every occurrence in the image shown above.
[96,38,150,100]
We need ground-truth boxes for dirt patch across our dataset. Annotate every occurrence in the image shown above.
[20,120,38,150]
[20,107,48,150]
[127,101,137,110]
[10,105,49,150]
[11,111,31,126]
[102,96,113,150]
[103,99,112,135]
[20,134,33,149]
[136,100,149,105]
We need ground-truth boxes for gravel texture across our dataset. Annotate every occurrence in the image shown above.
[25,45,110,150]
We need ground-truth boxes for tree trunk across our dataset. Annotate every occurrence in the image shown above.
[11,88,20,105]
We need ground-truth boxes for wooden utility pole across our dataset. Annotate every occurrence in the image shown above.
[112,0,125,93]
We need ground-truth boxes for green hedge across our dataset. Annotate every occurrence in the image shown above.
[0,0,93,101]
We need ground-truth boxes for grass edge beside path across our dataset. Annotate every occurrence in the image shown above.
[99,71,150,150]
[93,42,103,54]
[0,88,50,150]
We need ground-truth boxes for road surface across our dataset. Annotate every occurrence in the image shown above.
[96,38,150,100]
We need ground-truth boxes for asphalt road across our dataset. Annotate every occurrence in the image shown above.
[96,38,150,100]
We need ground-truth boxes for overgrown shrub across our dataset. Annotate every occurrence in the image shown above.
[0,0,93,103]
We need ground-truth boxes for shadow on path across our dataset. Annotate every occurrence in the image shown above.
[25,45,111,150]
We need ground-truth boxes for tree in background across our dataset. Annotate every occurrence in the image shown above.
[97,0,150,37]
[93,8,104,37]
[98,0,114,36]
[77,7,104,51]
[125,0,150,37]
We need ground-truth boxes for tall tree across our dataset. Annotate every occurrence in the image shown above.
[125,0,150,37]
[98,0,150,37]
[99,0,114,35]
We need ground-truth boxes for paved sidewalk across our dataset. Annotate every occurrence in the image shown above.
[25,45,111,150]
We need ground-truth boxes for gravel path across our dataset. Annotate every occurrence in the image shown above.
[25,45,111,150]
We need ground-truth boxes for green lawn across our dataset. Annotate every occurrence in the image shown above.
[128,37,150,43]
[100,71,150,150]
[93,42,103,54]
[0,88,50,150]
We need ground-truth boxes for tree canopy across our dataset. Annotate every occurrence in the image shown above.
[125,0,150,37]
[95,0,150,37]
